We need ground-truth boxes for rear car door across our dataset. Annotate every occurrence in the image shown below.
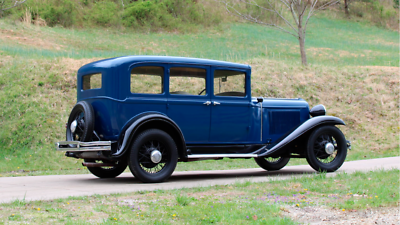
[166,65,211,144]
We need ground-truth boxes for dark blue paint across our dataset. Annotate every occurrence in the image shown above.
[76,56,310,145]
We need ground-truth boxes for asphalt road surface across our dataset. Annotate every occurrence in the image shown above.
[0,157,398,204]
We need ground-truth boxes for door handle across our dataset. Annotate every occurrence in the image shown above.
[213,101,221,105]
[203,101,211,106]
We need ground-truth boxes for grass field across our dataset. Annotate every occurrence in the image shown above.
[0,15,398,176]
[0,169,398,224]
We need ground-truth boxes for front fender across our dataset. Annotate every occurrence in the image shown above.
[258,116,345,157]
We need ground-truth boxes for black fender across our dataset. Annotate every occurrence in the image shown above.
[258,116,345,157]
[112,113,186,160]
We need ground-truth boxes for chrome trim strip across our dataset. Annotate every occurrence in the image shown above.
[187,154,258,158]
[56,141,112,152]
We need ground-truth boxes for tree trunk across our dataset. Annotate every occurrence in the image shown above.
[344,0,350,17]
[298,29,307,66]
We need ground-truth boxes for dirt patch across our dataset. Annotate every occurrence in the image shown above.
[281,206,400,225]
[361,66,399,74]
[0,28,64,51]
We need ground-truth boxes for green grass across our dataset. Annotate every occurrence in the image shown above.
[0,16,398,176]
[0,169,398,224]
[0,16,398,66]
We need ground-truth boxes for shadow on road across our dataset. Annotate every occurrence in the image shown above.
[78,169,317,184]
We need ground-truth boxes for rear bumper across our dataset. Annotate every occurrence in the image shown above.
[56,141,112,152]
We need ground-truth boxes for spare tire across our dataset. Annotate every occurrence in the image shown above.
[66,101,94,142]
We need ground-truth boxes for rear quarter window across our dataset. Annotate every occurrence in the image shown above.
[82,73,102,90]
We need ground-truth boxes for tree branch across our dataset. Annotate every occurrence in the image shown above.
[0,0,27,12]
[224,1,299,37]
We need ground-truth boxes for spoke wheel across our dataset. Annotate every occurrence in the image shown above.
[85,159,127,178]
[66,101,94,142]
[306,126,347,172]
[129,129,178,183]
[255,157,290,171]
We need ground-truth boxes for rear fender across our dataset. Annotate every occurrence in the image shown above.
[258,116,345,157]
[112,113,186,159]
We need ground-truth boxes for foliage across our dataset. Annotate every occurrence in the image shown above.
[87,1,119,26]
[122,0,176,29]
[338,0,399,29]
[121,0,221,31]
[0,0,27,17]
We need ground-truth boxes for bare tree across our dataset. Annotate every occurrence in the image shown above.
[0,0,27,17]
[223,0,339,66]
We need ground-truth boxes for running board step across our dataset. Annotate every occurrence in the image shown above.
[187,154,258,159]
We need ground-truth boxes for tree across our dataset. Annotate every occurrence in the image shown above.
[0,0,27,17]
[344,0,351,16]
[223,0,339,66]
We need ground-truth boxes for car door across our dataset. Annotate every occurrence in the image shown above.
[209,68,252,143]
[166,65,211,144]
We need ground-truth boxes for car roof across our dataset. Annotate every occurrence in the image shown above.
[79,56,251,71]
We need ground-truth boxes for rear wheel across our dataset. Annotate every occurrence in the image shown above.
[85,159,127,178]
[306,126,347,172]
[129,129,178,183]
[255,157,290,171]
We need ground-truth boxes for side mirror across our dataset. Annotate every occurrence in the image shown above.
[257,97,263,103]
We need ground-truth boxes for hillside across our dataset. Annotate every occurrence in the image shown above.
[0,17,398,175]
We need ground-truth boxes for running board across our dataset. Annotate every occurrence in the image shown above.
[187,145,267,159]
[187,154,258,159]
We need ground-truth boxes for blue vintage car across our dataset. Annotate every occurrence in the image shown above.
[56,56,350,183]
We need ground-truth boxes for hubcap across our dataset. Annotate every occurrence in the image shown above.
[70,120,77,133]
[150,150,162,163]
[325,142,335,155]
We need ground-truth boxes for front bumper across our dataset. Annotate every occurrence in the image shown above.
[56,141,112,152]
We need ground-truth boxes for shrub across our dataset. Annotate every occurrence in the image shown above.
[122,0,178,30]
[28,0,77,27]
[87,1,119,26]
[394,0,399,8]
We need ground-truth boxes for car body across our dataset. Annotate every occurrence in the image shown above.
[56,56,350,182]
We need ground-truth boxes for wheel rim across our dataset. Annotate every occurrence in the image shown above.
[313,133,338,164]
[68,110,87,141]
[138,140,169,174]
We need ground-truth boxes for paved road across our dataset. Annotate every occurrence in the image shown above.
[0,157,398,204]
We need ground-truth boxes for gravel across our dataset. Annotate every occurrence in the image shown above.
[281,206,400,225]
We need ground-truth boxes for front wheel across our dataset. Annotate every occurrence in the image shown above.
[85,160,127,178]
[255,157,290,171]
[306,126,347,172]
[129,129,178,183]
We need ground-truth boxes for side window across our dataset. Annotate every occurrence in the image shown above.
[213,70,245,97]
[131,66,164,94]
[169,67,206,95]
[82,73,102,90]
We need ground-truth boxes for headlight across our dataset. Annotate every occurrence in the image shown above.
[310,104,326,117]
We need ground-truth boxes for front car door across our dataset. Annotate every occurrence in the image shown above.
[209,68,252,143]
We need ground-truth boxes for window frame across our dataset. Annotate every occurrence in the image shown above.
[82,73,103,91]
[128,64,166,96]
[211,68,250,99]
[166,64,210,99]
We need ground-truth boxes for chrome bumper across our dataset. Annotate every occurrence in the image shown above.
[56,141,112,152]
